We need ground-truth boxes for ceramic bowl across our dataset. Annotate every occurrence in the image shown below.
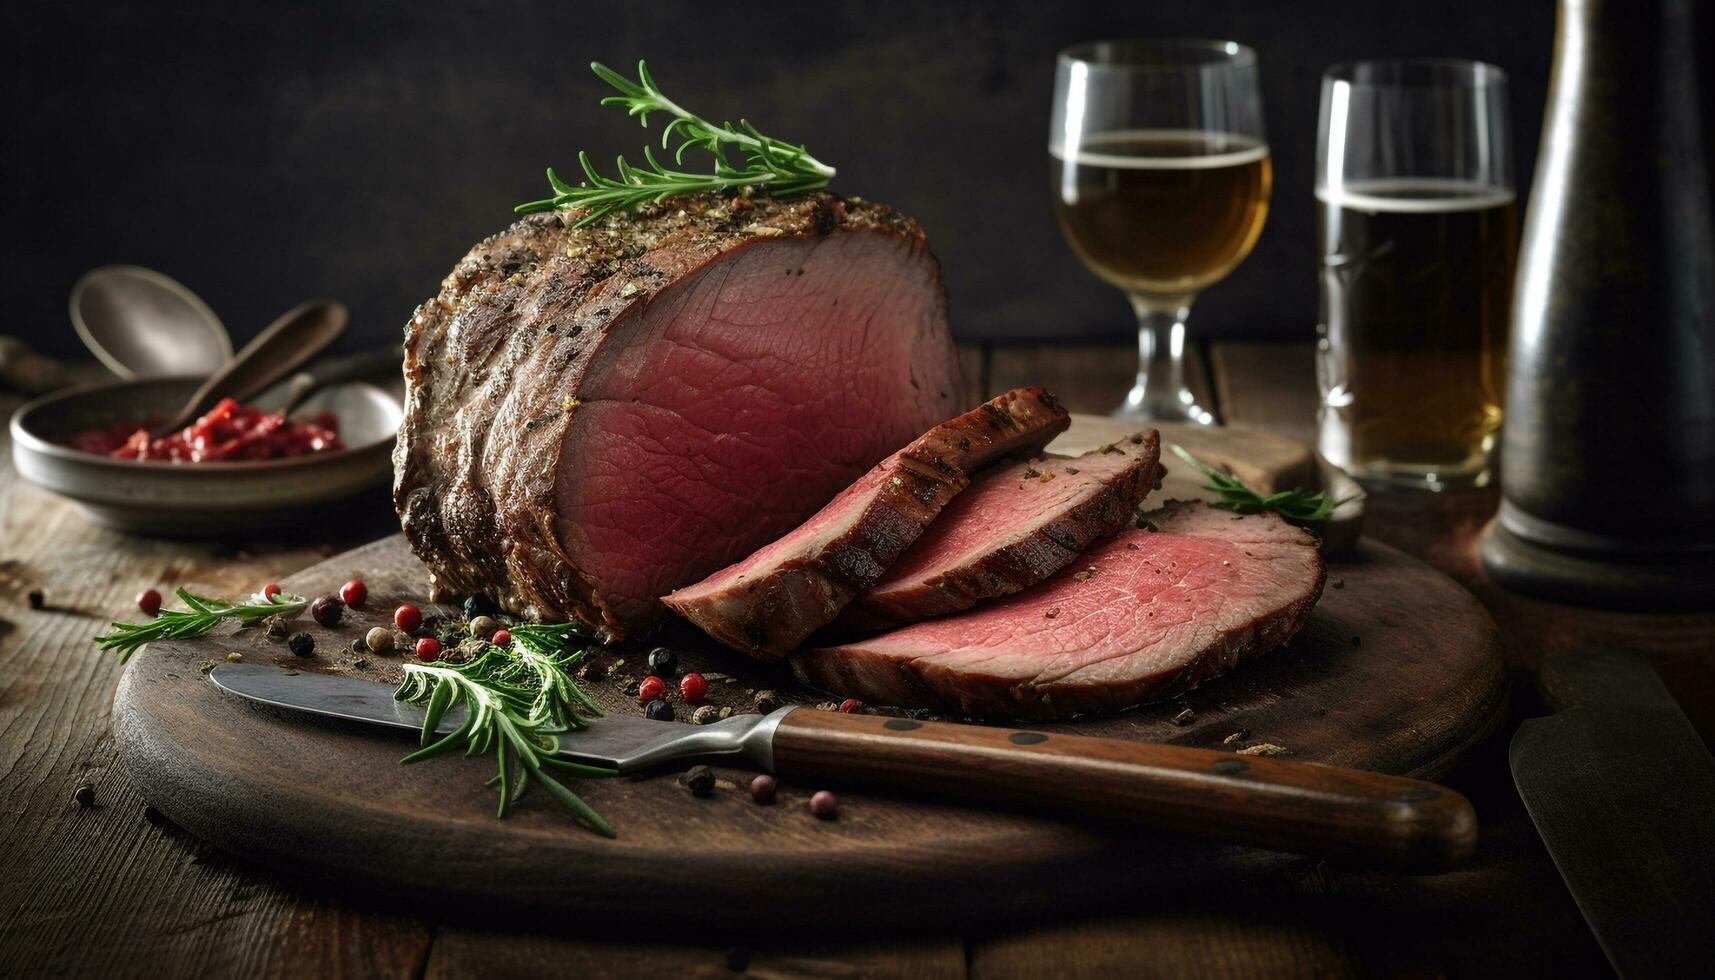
[9,375,400,535]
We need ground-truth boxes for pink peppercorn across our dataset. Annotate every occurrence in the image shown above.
[809,790,838,819]
[838,698,864,713]
[136,588,162,617]
[749,774,778,804]
[415,637,441,661]
[679,672,708,703]
[490,628,511,646]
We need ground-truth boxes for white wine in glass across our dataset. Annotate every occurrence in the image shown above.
[1050,40,1271,424]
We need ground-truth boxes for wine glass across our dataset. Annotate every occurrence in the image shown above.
[1050,39,1271,424]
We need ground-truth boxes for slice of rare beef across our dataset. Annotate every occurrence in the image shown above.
[662,387,1071,659]
[393,192,964,640]
[830,431,1163,635]
[794,501,1325,719]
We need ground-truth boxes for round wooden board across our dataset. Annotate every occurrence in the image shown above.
[114,532,1505,929]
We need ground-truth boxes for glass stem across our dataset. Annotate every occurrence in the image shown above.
[1117,296,1216,425]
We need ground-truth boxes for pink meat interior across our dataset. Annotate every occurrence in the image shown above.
[828,512,1319,687]
[873,450,1140,590]
[553,233,955,625]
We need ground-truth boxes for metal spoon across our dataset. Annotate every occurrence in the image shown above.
[70,265,232,379]
[150,300,348,437]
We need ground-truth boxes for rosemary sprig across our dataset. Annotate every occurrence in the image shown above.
[95,588,309,662]
[395,626,615,834]
[1169,444,1351,524]
[516,60,836,226]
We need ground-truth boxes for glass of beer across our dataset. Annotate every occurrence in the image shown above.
[1316,59,1516,489]
[1050,40,1271,424]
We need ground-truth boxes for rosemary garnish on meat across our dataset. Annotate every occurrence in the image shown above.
[1169,444,1351,524]
[396,623,616,834]
[95,588,310,662]
[516,60,836,226]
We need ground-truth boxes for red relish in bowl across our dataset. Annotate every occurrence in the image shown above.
[66,397,343,462]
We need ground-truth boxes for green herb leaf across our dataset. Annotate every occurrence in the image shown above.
[1169,444,1353,526]
[393,625,616,835]
[94,588,310,662]
[516,60,836,225]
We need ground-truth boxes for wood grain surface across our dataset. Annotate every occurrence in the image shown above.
[8,343,1701,977]
[107,408,1504,927]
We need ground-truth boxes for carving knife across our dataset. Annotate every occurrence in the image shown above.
[1511,648,1715,978]
[211,661,1475,872]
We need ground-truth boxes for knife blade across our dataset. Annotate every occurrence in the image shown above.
[1511,648,1715,979]
[212,661,1478,872]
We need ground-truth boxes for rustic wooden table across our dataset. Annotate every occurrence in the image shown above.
[4,343,1710,978]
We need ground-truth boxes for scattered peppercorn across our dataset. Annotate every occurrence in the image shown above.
[638,675,668,703]
[679,764,715,796]
[287,632,315,657]
[463,594,497,619]
[340,578,368,606]
[491,628,511,646]
[394,604,422,632]
[680,672,708,703]
[1171,707,1195,726]
[755,690,784,713]
[197,659,218,673]
[691,705,720,725]
[350,637,367,653]
[647,646,678,675]
[136,588,162,616]
[263,582,281,600]
[415,637,441,661]
[225,651,242,662]
[837,698,863,713]
[365,627,394,653]
[310,595,344,627]
[645,698,674,721]
[72,783,95,807]
[262,615,290,639]
[27,589,45,610]
[809,790,838,819]
[724,945,752,972]
[748,774,777,804]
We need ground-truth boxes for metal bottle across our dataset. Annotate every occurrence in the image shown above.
[1481,0,1714,608]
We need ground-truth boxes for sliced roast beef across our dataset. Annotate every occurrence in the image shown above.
[662,388,1071,659]
[830,431,1164,635]
[393,192,964,639]
[794,502,1325,719]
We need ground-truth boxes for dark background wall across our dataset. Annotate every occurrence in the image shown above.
[4,0,1553,358]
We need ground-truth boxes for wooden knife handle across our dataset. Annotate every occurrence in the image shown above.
[772,709,1476,873]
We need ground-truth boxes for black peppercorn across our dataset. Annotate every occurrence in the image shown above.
[646,646,678,675]
[679,764,715,796]
[311,595,344,627]
[287,632,316,657]
[463,594,497,619]
[350,637,367,653]
[645,698,674,722]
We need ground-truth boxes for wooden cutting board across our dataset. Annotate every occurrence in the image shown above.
[112,418,1496,929]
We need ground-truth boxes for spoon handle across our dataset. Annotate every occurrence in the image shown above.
[278,348,401,417]
[152,300,348,437]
